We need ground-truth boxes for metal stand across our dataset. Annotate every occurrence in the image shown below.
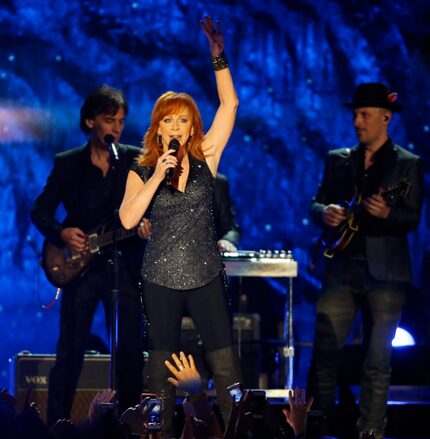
[108,152,120,395]
[108,241,119,392]
[223,250,298,389]
[282,275,294,390]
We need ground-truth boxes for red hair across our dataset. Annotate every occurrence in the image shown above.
[137,91,205,167]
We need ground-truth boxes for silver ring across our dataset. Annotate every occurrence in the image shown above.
[178,365,184,371]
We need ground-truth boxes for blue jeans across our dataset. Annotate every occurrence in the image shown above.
[312,257,406,437]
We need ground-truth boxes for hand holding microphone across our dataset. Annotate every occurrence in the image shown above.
[165,138,180,182]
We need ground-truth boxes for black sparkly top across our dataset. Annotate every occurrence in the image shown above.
[132,155,223,290]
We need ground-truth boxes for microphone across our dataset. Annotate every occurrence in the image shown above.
[166,138,180,181]
[104,134,119,161]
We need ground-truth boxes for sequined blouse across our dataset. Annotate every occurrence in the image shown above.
[132,155,223,290]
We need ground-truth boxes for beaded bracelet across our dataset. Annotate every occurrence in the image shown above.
[211,51,229,71]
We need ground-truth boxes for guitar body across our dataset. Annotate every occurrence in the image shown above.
[42,240,94,288]
[310,179,411,269]
[41,221,138,288]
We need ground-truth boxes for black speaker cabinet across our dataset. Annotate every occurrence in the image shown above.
[9,352,110,423]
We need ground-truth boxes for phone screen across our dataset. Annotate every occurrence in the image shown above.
[227,382,243,403]
[145,398,162,431]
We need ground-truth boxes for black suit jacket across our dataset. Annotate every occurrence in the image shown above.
[31,142,143,280]
[213,173,241,246]
[310,140,424,282]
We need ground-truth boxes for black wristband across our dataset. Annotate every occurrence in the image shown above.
[211,51,228,71]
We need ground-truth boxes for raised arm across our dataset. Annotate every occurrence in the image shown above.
[200,16,238,175]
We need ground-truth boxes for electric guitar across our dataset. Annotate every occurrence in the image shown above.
[310,179,411,268]
[41,221,138,288]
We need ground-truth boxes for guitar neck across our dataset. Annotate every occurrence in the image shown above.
[94,227,138,250]
[348,180,410,216]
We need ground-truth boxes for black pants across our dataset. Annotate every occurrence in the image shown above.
[143,275,233,353]
[311,257,406,437]
[47,257,143,426]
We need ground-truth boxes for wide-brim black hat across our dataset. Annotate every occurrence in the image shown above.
[343,82,403,112]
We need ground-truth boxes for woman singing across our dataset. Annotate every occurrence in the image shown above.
[119,17,241,436]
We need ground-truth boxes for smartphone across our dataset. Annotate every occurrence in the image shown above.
[227,382,244,403]
[247,389,266,417]
[98,402,118,418]
[305,409,326,439]
[140,392,157,402]
[143,397,162,432]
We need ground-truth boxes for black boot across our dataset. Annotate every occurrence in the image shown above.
[147,350,176,439]
[205,345,242,428]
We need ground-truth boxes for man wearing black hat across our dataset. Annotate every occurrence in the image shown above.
[308,82,424,439]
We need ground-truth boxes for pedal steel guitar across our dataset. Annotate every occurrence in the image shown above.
[222,250,298,391]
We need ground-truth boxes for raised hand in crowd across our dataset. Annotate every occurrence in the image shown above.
[0,387,16,415]
[165,352,224,439]
[48,418,76,439]
[165,352,203,396]
[88,388,116,422]
[282,387,314,438]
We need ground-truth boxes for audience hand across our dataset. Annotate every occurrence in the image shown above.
[282,387,314,437]
[0,387,16,414]
[88,388,116,422]
[22,401,41,418]
[120,398,151,436]
[49,418,76,439]
[165,352,203,396]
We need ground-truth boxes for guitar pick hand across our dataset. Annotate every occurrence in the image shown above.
[322,204,346,227]
[60,227,88,252]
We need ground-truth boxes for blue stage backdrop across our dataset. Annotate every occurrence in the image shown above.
[0,0,429,389]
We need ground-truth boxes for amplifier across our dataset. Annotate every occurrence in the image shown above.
[9,352,110,423]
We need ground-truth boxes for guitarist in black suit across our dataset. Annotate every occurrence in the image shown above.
[30,85,145,426]
[308,83,424,439]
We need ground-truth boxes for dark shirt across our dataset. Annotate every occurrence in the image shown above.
[132,155,223,290]
[344,139,399,256]
[69,147,117,231]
